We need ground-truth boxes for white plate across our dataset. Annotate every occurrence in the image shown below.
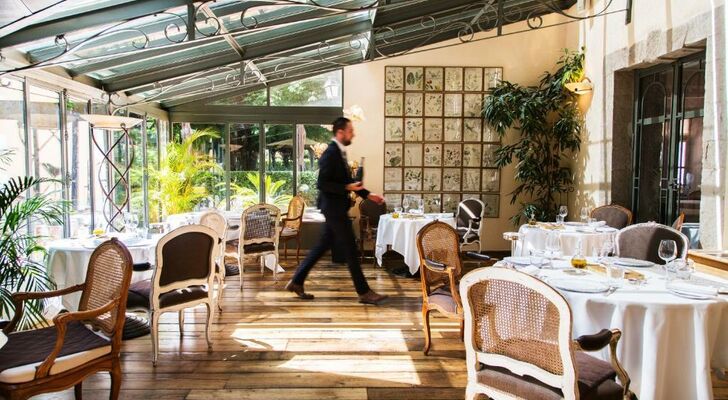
[667,288,715,300]
[503,256,533,266]
[596,227,618,233]
[548,278,610,293]
[614,258,654,268]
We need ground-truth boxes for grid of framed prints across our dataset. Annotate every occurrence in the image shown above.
[383,65,503,217]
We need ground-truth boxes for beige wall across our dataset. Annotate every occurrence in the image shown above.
[572,0,727,249]
[343,16,577,251]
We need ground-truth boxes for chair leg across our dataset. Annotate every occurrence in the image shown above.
[216,274,223,313]
[110,359,122,400]
[204,302,213,350]
[260,255,265,275]
[465,384,479,400]
[74,382,82,400]
[422,307,432,355]
[151,311,160,366]
[459,319,465,342]
[239,257,245,291]
[178,310,185,337]
[273,252,279,281]
[283,239,288,261]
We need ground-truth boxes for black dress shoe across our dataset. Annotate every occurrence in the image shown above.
[285,280,314,300]
[358,290,388,305]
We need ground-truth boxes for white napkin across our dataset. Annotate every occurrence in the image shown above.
[667,281,718,297]
[518,265,540,276]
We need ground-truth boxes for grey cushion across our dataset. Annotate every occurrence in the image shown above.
[617,224,687,264]
[428,286,458,315]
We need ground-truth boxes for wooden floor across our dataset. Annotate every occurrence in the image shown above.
[36,256,727,400]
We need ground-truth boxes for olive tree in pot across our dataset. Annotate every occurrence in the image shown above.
[483,48,585,225]
[0,150,65,330]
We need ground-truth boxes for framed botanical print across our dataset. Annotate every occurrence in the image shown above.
[482,194,500,217]
[444,67,462,91]
[403,193,422,208]
[385,92,403,116]
[443,168,461,191]
[463,93,483,117]
[443,144,462,167]
[444,93,462,117]
[405,92,423,116]
[464,67,483,92]
[404,118,423,141]
[482,144,499,167]
[484,67,502,89]
[423,168,441,191]
[385,66,404,90]
[425,67,444,91]
[462,168,480,191]
[404,168,423,191]
[463,118,481,142]
[424,118,442,141]
[423,143,442,166]
[384,143,403,167]
[404,143,423,166]
[482,168,500,192]
[384,168,402,191]
[483,123,498,142]
[442,193,461,213]
[462,143,481,167]
[444,118,462,141]
[384,193,401,210]
[423,193,441,213]
[385,118,403,141]
[424,93,443,116]
[405,67,424,90]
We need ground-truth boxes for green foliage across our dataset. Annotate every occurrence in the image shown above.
[145,129,222,219]
[0,149,65,329]
[230,172,292,210]
[483,48,584,225]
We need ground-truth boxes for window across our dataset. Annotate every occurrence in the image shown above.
[270,70,342,107]
[230,123,261,207]
[0,79,25,181]
[211,89,267,106]
[66,97,92,237]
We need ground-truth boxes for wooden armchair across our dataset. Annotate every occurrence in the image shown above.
[280,196,305,263]
[460,267,637,400]
[672,212,685,232]
[0,238,132,400]
[238,203,281,286]
[359,198,387,263]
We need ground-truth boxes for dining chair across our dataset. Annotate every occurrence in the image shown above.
[0,238,132,400]
[359,198,387,263]
[126,225,217,366]
[672,212,685,232]
[615,222,689,264]
[238,203,281,287]
[591,204,633,229]
[279,196,306,263]
[456,198,485,251]
[199,209,227,312]
[416,220,490,355]
[460,267,637,400]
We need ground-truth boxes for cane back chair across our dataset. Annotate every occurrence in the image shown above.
[615,222,689,264]
[280,196,305,263]
[591,204,633,229]
[238,203,281,287]
[460,267,637,400]
[199,210,227,312]
[359,198,387,263]
[0,239,133,400]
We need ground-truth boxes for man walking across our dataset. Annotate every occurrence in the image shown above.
[285,117,388,304]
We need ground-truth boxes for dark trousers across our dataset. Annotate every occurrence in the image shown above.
[291,211,370,295]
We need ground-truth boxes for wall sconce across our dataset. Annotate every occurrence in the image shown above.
[565,77,593,95]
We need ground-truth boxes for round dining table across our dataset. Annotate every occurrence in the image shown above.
[494,258,728,400]
[375,213,456,275]
[46,236,157,311]
[516,222,618,257]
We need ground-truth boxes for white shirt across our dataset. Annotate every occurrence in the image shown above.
[332,137,347,156]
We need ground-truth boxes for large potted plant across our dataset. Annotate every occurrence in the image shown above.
[483,48,584,225]
[0,150,65,329]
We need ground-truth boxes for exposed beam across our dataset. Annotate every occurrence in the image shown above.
[169,105,343,123]
[0,0,195,49]
[103,18,372,92]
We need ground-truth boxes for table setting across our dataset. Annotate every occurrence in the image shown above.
[375,199,457,274]
[494,240,728,400]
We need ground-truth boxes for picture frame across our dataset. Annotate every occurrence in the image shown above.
[463,93,483,117]
[404,168,423,191]
[483,123,498,142]
[482,168,500,192]
[443,168,461,191]
[442,193,461,213]
[444,67,462,91]
[384,168,402,191]
[484,67,503,90]
[424,118,443,141]
[404,118,423,141]
[384,143,403,167]
[385,66,404,90]
[385,92,403,116]
[444,118,462,141]
[425,67,444,91]
[424,193,441,213]
[443,144,462,167]
[405,67,424,90]
[385,117,403,141]
[464,67,483,92]
[423,168,442,191]
[482,144,499,167]
[482,194,500,217]
[462,169,480,192]
[444,93,462,117]
[423,143,442,166]
[463,118,481,141]
[462,143,481,167]
[424,93,443,116]
[404,143,423,166]
[384,193,401,211]
[405,92,423,116]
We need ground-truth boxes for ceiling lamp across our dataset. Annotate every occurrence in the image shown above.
[79,114,143,130]
[565,77,593,95]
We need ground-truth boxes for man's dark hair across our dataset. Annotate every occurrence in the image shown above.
[332,117,351,135]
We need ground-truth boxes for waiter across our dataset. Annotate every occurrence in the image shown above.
[285,117,388,305]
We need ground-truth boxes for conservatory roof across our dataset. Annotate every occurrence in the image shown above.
[0,0,578,109]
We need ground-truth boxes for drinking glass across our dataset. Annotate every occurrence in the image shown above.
[658,240,677,264]
[123,211,138,234]
[599,239,614,261]
[676,259,694,280]
[558,205,568,221]
[402,198,410,213]
[580,207,589,223]
[605,259,625,287]
[545,231,561,259]
[418,198,425,214]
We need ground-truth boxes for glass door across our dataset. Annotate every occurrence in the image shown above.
[264,124,295,210]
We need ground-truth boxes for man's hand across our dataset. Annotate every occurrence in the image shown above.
[346,182,364,192]
[367,193,385,205]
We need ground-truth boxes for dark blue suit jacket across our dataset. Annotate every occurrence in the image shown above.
[317,141,370,215]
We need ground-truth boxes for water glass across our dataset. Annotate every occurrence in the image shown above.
[418,198,425,214]
[675,259,694,280]
[555,215,564,224]
[658,240,677,264]
[545,231,561,258]
[558,205,568,220]
[402,198,410,212]
[605,260,625,287]
[580,207,589,223]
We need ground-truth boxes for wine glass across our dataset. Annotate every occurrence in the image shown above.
[545,231,561,259]
[402,198,410,213]
[580,207,589,223]
[599,239,614,262]
[123,211,138,234]
[418,198,425,214]
[658,239,677,279]
[558,205,568,222]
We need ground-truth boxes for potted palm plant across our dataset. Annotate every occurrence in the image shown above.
[0,149,65,330]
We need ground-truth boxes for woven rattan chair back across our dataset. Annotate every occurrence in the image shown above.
[456,198,484,231]
[417,220,462,278]
[240,203,281,245]
[77,238,133,337]
[359,198,387,229]
[283,196,306,231]
[460,267,578,398]
[615,222,689,264]
[591,204,633,229]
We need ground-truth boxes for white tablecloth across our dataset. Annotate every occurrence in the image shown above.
[47,237,157,311]
[495,259,728,400]
[517,224,618,257]
[375,214,456,275]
